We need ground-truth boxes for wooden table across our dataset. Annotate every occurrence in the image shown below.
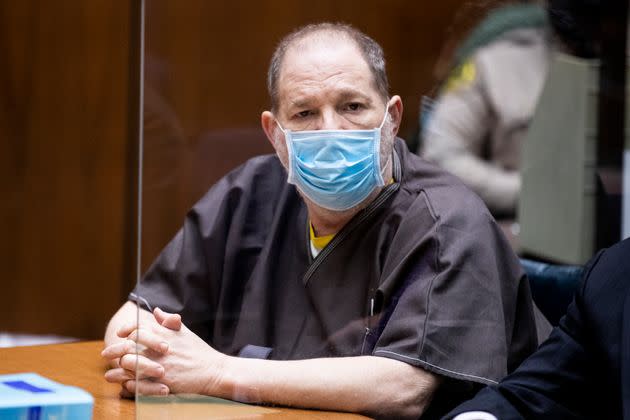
[0,341,369,419]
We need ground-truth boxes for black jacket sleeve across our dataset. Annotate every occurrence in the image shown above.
[443,244,629,420]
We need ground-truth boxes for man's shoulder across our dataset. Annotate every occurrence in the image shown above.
[397,140,492,224]
[224,153,286,183]
[194,153,290,210]
[582,238,630,301]
[211,153,287,191]
[597,238,630,271]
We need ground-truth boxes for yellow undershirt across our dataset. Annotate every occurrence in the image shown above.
[308,178,395,256]
[309,223,335,252]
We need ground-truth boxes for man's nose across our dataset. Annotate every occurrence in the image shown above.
[319,109,343,130]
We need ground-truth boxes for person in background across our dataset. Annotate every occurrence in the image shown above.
[421,0,608,219]
[101,22,543,419]
[420,1,550,217]
[442,2,620,417]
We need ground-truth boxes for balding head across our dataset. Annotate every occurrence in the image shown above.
[267,23,389,112]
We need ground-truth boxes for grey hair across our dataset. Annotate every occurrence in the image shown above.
[267,22,390,111]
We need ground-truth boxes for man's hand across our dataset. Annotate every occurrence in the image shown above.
[101,308,225,397]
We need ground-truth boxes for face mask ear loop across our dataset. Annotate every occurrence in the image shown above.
[377,101,392,184]
[380,153,392,180]
[275,118,288,136]
[378,100,391,130]
[275,119,296,182]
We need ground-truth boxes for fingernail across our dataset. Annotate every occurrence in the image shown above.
[159,342,169,353]
[160,386,169,396]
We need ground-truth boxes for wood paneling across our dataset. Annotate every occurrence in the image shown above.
[0,0,137,338]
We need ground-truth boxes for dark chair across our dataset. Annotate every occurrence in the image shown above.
[520,258,584,326]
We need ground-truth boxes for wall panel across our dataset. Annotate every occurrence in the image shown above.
[0,0,137,338]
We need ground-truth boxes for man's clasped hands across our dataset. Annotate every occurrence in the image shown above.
[101,308,225,398]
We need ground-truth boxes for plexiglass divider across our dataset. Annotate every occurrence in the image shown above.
[133,1,627,418]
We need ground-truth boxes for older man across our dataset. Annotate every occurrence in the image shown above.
[102,23,541,418]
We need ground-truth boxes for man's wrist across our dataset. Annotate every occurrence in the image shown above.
[201,350,233,398]
[210,355,266,403]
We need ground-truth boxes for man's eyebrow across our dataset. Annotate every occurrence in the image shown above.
[336,90,373,104]
[288,98,313,109]
[285,90,373,111]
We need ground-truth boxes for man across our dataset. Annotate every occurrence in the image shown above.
[102,23,541,418]
[444,238,630,419]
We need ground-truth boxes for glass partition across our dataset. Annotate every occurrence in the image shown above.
[134,1,628,418]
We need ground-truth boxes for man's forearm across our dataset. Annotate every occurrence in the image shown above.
[213,355,440,419]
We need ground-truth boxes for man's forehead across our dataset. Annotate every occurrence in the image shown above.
[280,33,368,77]
[287,30,355,53]
[277,35,374,97]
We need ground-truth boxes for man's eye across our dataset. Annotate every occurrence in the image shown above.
[345,103,363,111]
[296,110,311,118]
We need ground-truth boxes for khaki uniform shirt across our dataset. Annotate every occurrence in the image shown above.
[422,27,551,216]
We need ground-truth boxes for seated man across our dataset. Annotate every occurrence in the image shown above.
[443,238,630,419]
[102,23,542,419]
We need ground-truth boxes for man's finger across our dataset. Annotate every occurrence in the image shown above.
[105,366,160,383]
[154,307,182,331]
[117,322,139,338]
[119,385,135,399]
[101,339,136,360]
[104,368,135,384]
[126,328,169,354]
[124,379,170,396]
[118,353,165,379]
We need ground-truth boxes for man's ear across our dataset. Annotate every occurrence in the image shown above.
[387,95,403,137]
[261,111,280,148]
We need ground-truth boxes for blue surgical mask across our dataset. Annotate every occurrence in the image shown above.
[277,108,389,211]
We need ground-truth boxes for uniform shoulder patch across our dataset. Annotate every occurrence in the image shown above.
[443,59,477,93]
